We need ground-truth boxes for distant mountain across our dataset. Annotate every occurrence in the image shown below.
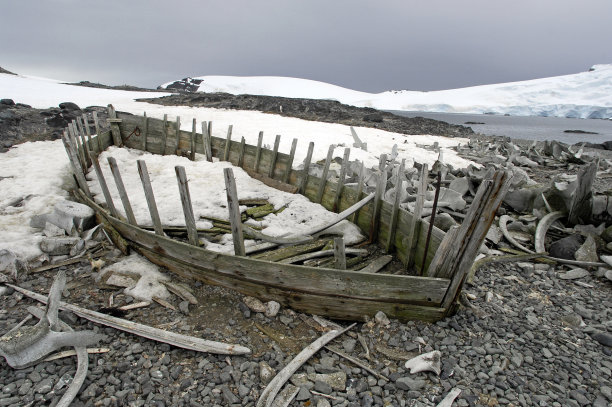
[160,65,612,119]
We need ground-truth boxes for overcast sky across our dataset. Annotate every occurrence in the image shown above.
[1,0,611,93]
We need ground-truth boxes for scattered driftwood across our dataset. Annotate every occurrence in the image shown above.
[279,248,367,265]
[7,283,251,355]
[256,323,356,407]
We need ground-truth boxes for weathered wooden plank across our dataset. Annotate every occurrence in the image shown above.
[175,166,199,246]
[137,160,164,236]
[174,116,181,155]
[190,118,196,160]
[92,111,103,153]
[143,112,149,152]
[107,105,123,147]
[268,134,281,178]
[81,113,94,156]
[357,255,393,273]
[161,114,168,155]
[568,161,597,225]
[107,156,137,225]
[299,142,315,194]
[238,137,246,167]
[334,237,347,270]
[68,122,87,172]
[283,138,298,183]
[406,164,428,271]
[386,159,405,252]
[76,117,92,168]
[350,161,365,224]
[316,145,335,204]
[224,168,246,256]
[333,148,351,212]
[61,132,92,199]
[370,154,387,242]
[254,131,264,172]
[244,168,297,193]
[223,124,233,161]
[90,153,118,218]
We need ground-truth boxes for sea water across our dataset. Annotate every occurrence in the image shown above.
[390,111,612,145]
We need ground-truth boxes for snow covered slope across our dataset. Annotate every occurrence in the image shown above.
[161,65,612,119]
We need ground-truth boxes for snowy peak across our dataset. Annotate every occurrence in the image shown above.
[160,65,612,119]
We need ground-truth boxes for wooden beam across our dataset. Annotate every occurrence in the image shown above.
[107,156,137,226]
[334,237,347,269]
[90,153,118,218]
[406,164,428,271]
[76,117,92,168]
[283,138,298,183]
[223,124,233,161]
[238,137,246,167]
[316,145,335,204]
[81,113,94,154]
[175,166,199,246]
[298,141,315,195]
[254,131,264,172]
[223,168,246,256]
[370,154,387,243]
[268,134,281,178]
[190,118,196,160]
[161,114,168,155]
[568,161,597,225]
[386,158,405,252]
[202,121,212,162]
[333,148,351,212]
[174,116,181,155]
[137,160,164,236]
[350,161,365,224]
[107,105,123,147]
[92,111,102,153]
[61,132,92,199]
[143,112,149,152]
[68,122,87,172]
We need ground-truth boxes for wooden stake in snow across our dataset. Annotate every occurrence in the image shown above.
[255,131,264,172]
[386,158,405,252]
[223,124,233,161]
[406,163,428,271]
[350,161,365,224]
[256,323,355,407]
[283,138,298,183]
[142,112,149,152]
[92,111,102,153]
[298,141,315,194]
[107,104,123,147]
[370,154,387,243]
[224,168,246,256]
[107,156,137,226]
[137,160,164,236]
[61,132,92,199]
[238,136,246,167]
[334,237,347,269]
[174,116,181,155]
[161,114,168,155]
[90,153,118,218]
[316,144,335,204]
[190,117,196,160]
[333,148,351,212]
[202,121,212,162]
[175,166,199,246]
[269,134,281,178]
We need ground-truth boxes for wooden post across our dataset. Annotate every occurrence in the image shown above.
[370,154,387,243]
[175,166,199,246]
[92,111,102,153]
[107,105,123,147]
[90,153,119,218]
[283,138,298,183]
[333,148,351,212]
[223,168,246,256]
[223,124,233,162]
[386,159,405,253]
[299,142,315,195]
[68,122,87,172]
[202,121,212,162]
[107,157,137,226]
[568,161,598,225]
[137,160,164,236]
[254,131,264,172]
[174,116,181,155]
[406,164,428,271]
[268,134,281,178]
[81,114,94,154]
[238,137,246,167]
[61,132,92,199]
[350,161,365,224]
[75,118,92,168]
[316,145,335,204]
[190,118,196,161]
[143,112,149,152]
[161,114,168,155]
[437,171,512,310]
[334,237,346,270]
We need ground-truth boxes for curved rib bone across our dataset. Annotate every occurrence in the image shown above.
[499,215,534,254]
[534,211,565,253]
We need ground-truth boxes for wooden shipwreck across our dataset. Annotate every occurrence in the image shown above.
[61,106,511,322]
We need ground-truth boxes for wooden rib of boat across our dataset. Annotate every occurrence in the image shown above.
[62,106,511,322]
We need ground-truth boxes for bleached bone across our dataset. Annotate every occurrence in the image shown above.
[350,127,367,151]
[534,211,565,253]
[404,350,442,375]
[499,215,534,254]
[436,388,462,407]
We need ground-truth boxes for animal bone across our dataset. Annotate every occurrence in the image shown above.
[404,350,442,375]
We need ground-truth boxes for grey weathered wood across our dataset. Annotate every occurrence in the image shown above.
[137,160,164,236]
[68,122,87,172]
[424,226,458,277]
[92,111,103,153]
[298,142,315,194]
[81,114,93,154]
[143,112,149,152]
[238,137,246,167]
[283,138,298,183]
[223,125,233,161]
[316,145,335,204]
[334,237,347,269]
[190,118,196,160]
[386,159,405,252]
[568,161,597,225]
[76,118,92,168]
[350,161,365,224]
[406,164,428,271]
[90,153,118,218]
[61,132,92,199]
[107,105,123,147]
[202,121,212,162]
[161,114,168,155]
[174,116,181,155]
[175,166,199,246]
[268,134,281,178]
[370,154,387,242]
[223,168,246,256]
[254,131,264,172]
[358,255,393,273]
[333,148,351,212]
[107,156,137,226]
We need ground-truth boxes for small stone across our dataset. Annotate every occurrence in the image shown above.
[244,296,266,313]
[313,380,332,394]
[560,313,584,327]
[179,300,190,315]
[295,386,311,401]
[590,331,612,347]
[342,338,356,353]
[395,377,426,391]
[259,361,275,385]
[34,378,54,394]
[374,311,390,326]
[265,300,280,317]
[542,348,553,358]
[559,268,589,280]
